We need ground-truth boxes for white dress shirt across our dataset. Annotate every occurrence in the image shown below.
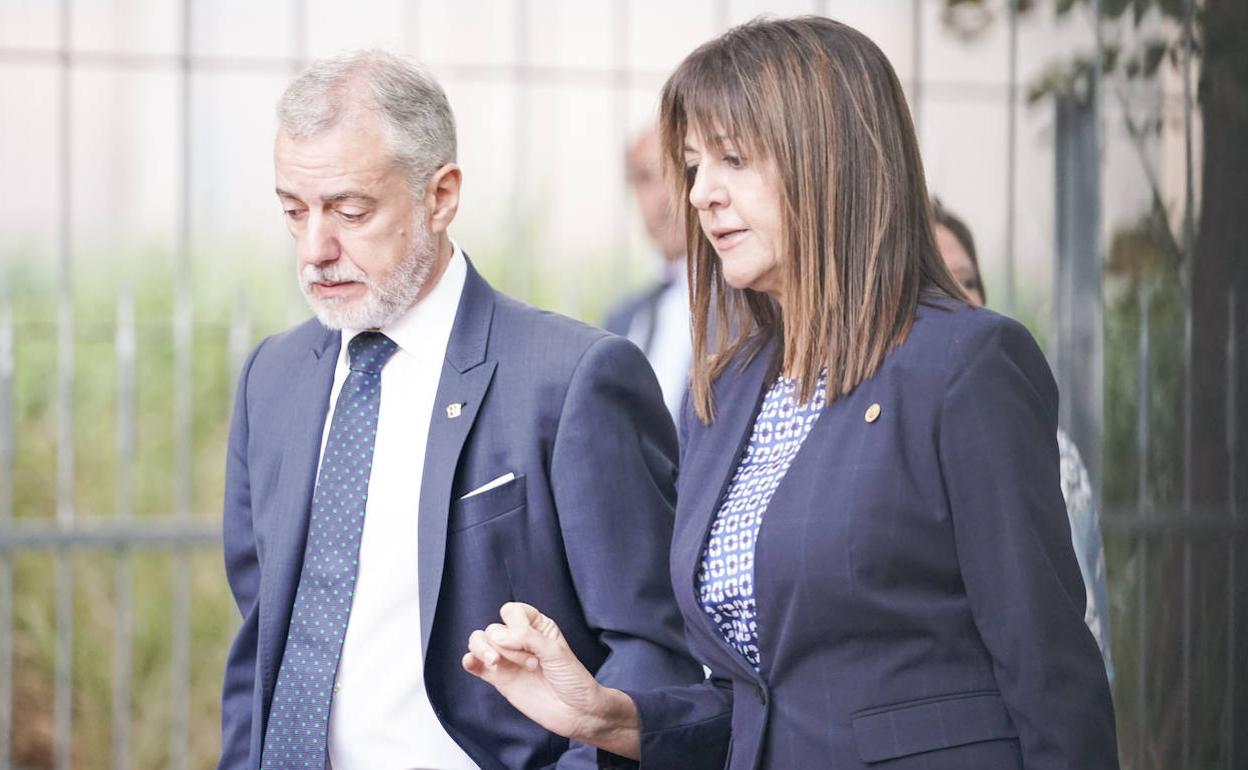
[319,246,478,770]
[627,262,692,419]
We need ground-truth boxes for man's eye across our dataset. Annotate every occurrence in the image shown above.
[283,209,306,220]
[338,210,365,222]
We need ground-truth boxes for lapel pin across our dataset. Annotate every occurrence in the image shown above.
[864,403,881,423]
[446,402,464,419]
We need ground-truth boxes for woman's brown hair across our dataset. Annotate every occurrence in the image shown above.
[659,16,964,422]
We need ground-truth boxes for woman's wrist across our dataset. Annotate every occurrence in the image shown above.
[580,686,642,760]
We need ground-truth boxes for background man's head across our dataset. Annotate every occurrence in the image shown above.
[627,127,686,263]
[275,50,461,330]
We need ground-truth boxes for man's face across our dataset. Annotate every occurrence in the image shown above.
[627,131,686,262]
[275,113,437,330]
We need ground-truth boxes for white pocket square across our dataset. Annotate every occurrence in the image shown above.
[459,472,516,500]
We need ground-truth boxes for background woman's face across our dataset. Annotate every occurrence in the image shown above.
[684,129,785,301]
[934,223,985,306]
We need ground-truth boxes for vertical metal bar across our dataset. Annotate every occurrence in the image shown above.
[1138,284,1151,507]
[1225,289,1237,768]
[1135,282,1151,770]
[112,289,135,770]
[169,1,193,767]
[1004,0,1018,313]
[228,291,252,410]
[293,0,307,65]
[1052,93,1102,499]
[0,299,13,770]
[287,0,309,326]
[510,0,531,299]
[1179,1,1194,767]
[1136,536,1149,769]
[404,0,421,53]
[610,0,629,306]
[910,0,922,137]
[54,0,75,766]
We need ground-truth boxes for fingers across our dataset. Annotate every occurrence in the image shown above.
[463,603,568,680]
[492,602,566,655]
[465,627,538,676]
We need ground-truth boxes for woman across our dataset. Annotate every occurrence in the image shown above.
[464,17,1118,770]
[931,198,1115,682]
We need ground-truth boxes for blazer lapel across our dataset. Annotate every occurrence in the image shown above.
[258,324,339,698]
[418,259,497,657]
[674,338,775,676]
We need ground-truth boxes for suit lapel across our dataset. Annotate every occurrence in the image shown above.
[675,338,775,676]
[258,324,339,697]
[418,259,497,657]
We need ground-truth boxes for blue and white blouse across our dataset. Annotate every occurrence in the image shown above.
[697,370,827,669]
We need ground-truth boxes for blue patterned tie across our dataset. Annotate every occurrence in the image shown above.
[261,331,398,769]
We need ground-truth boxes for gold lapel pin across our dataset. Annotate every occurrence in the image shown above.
[864,403,881,423]
[446,402,464,419]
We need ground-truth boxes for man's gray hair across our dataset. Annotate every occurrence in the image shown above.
[278,49,456,192]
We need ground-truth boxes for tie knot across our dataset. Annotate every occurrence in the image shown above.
[347,332,398,374]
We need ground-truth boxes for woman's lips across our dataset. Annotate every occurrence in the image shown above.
[712,228,749,250]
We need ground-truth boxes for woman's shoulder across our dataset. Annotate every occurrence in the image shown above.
[913,295,1041,364]
[911,295,1055,404]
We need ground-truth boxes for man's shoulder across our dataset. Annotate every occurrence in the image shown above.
[482,287,657,394]
[490,289,613,358]
[250,316,332,364]
[238,318,336,394]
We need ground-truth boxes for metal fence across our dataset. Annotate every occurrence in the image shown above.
[0,0,1240,768]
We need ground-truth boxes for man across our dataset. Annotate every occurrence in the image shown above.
[218,50,702,770]
[603,128,690,420]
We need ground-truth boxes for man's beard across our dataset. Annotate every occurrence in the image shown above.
[298,217,437,331]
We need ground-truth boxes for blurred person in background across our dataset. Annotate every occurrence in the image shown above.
[931,197,1115,682]
[462,17,1118,770]
[218,49,702,770]
[604,127,692,421]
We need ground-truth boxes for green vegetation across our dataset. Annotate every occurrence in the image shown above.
[2,234,639,769]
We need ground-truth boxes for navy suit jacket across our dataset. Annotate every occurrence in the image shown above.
[218,259,704,770]
[624,299,1118,770]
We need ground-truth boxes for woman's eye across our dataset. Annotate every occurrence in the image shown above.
[723,153,743,168]
[684,164,699,183]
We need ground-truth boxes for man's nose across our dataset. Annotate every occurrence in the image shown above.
[299,213,341,267]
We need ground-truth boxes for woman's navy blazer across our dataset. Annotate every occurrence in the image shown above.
[621,298,1118,770]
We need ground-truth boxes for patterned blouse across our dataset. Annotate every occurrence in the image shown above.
[697,371,827,669]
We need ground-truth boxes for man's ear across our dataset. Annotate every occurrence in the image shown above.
[423,163,462,235]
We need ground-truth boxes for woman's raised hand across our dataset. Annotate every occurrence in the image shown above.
[462,602,641,759]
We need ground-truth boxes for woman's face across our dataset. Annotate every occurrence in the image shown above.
[934,223,984,306]
[684,128,785,301]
